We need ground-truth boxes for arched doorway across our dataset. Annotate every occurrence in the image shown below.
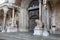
[28,0,39,32]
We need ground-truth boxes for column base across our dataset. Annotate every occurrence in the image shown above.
[43,30,49,36]
[2,30,5,32]
[6,28,17,32]
[19,29,28,32]
[33,29,43,35]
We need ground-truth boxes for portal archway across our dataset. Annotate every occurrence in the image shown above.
[28,0,39,32]
[19,0,39,32]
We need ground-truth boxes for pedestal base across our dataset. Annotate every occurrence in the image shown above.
[43,30,49,36]
[19,29,28,32]
[2,30,5,32]
[7,28,17,32]
[33,29,43,35]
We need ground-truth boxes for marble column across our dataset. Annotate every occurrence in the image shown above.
[51,7,56,26]
[12,8,14,28]
[39,0,42,21]
[2,6,8,32]
[42,0,49,36]
[42,0,47,30]
[19,8,28,32]
[46,4,50,31]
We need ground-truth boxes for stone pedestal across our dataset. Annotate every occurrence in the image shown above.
[33,19,43,35]
[7,28,17,32]
[2,30,5,32]
[43,30,49,36]
[33,26,43,35]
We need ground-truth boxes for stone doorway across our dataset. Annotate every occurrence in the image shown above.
[28,0,39,32]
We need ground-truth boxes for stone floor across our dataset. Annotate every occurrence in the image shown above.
[0,32,60,40]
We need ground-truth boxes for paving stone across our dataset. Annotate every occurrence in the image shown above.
[0,32,60,40]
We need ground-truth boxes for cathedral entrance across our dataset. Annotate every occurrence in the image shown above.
[28,0,39,32]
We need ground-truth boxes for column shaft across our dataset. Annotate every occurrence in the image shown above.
[3,13,7,31]
[43,0,47,30]
[12,8,14,27]
[19,8,28,32]
[51,8,56,26]
[39,0,42,21]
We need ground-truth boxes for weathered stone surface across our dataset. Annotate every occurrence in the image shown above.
[15,0,22,6]
[0,32,60,40]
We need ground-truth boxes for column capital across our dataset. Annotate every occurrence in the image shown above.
[39,0,43,4]
[3,6,8,11]
[43,0,47,5]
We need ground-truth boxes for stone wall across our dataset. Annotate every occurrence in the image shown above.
[15,0,22,6]
[55,3,60,28]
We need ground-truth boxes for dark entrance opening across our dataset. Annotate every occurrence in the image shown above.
[28,0,39,32]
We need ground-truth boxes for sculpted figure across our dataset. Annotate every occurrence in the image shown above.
[33,19,43,35]
[35,19,43,29]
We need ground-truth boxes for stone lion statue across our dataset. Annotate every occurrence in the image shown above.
[35,19,43,29]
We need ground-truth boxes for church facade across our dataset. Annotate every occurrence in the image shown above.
[0,0,60,34]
